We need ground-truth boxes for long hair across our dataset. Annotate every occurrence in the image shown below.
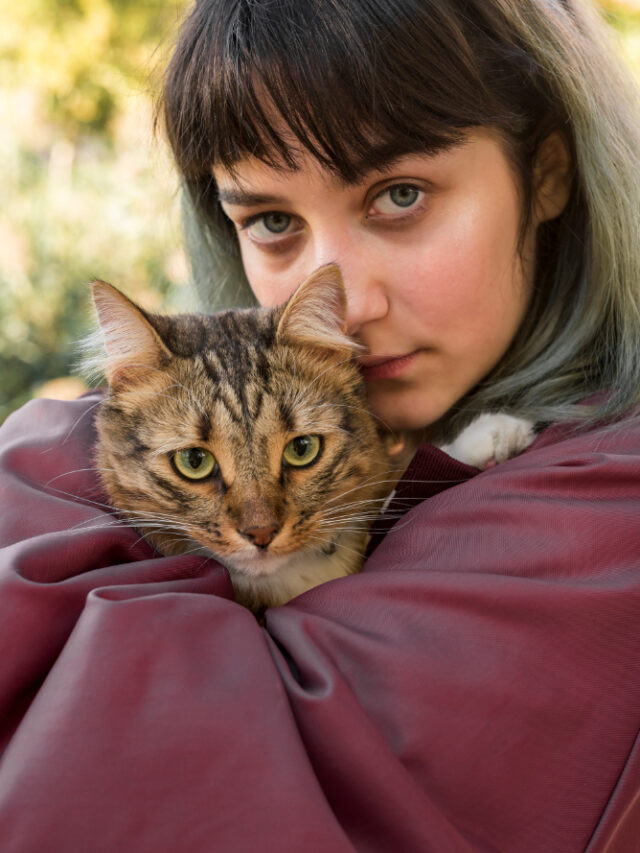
[159,0,640,431]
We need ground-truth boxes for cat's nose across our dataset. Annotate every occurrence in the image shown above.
[240,524,280,549]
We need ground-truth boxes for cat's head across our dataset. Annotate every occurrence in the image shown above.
[92,265,394,587]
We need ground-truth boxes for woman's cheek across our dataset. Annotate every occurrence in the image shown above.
[402,240,476,324]
[241,250,296,307]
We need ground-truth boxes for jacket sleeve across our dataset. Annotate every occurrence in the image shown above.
[0,395,638,853]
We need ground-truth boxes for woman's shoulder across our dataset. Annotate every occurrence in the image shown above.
[526,408,640,457]
[367,412,640,579]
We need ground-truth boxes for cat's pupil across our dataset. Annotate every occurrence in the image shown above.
[264,213,290,234]
[188,448,205,469]
[390,185,418,207]
[292,437,311,458]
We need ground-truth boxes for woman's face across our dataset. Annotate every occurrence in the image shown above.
[215,129,537,432]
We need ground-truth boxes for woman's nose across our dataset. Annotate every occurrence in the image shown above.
[311,232,389,336]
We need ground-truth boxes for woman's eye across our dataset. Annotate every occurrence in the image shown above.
[283,435,322,468]
[370,184,424,216]
[172,448,217,480]
[246,212,294,240]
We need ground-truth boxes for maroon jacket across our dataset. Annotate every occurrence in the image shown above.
[0,392,638,852]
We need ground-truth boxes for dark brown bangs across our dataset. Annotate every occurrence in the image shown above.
[160,0,535,186]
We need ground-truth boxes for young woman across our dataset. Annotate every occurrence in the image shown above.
[0,1,638,851]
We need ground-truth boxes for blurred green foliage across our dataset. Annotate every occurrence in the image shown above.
[601,1,640,76]
[0,0,186,137]
[0,0,189,422]
[0,0,639,423]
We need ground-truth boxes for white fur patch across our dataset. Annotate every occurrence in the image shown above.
[439,413,535,469]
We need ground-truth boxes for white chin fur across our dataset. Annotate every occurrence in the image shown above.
[225,531,367,610]
[187,531,367,610]
[224,549,294,578]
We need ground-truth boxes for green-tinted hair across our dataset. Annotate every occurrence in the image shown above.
[160,0,640,432]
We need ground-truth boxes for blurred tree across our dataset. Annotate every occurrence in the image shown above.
[0,0,186,139]
[601,0,640,78]
[0,0,189,422]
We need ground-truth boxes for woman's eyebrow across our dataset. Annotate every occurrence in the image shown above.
[216,187,289,206]
[215,147,453,207]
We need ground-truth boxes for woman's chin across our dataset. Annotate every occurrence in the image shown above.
[367,392,448,434]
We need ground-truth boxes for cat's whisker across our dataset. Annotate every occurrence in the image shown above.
[320,508,383,519]
[127,530,187,551]
[120,518,192,531]
[381,477,470,486]
[65,500,200,532]
[125,519,206,539]
[43,487,117,512]
[320,512,399,526]
[66,519,187,540]
[307,534,366,561]
[380,518,415,534]
[323,471,470,509]
[71,515,193,535]
[45,398,105,451]
[176,542,219,559]
[319,505,390,520]
[123,509,190,522]
[128,531,189,553]
[321,496,390,513]
[318,518,394,529]
[44,467,119,489]
[323,477,400,507]
[321,511,386,524]
[318,514,404,529]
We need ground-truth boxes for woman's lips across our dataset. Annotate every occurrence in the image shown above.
[358,351,419,381]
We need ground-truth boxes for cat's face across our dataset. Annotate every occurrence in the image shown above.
[94,266,392,581]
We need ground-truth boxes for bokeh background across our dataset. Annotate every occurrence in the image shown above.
[1,0,639,423]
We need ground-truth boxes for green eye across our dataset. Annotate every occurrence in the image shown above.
[262,212,291,234]
[389,185,419,207]
[173,448,217,480]
[283,435,322,468]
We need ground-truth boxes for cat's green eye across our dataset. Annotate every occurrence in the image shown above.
[283,435,322,468]
[172,448,217,480]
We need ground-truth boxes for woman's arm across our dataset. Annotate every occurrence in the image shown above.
[0,396,638,852]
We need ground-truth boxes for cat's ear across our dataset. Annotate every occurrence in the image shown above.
[276,264,358,356]
[91,280,171,387]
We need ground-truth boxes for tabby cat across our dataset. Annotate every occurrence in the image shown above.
[92,265,399,612]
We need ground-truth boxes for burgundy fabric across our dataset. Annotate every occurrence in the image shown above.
[0,392,639,852]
